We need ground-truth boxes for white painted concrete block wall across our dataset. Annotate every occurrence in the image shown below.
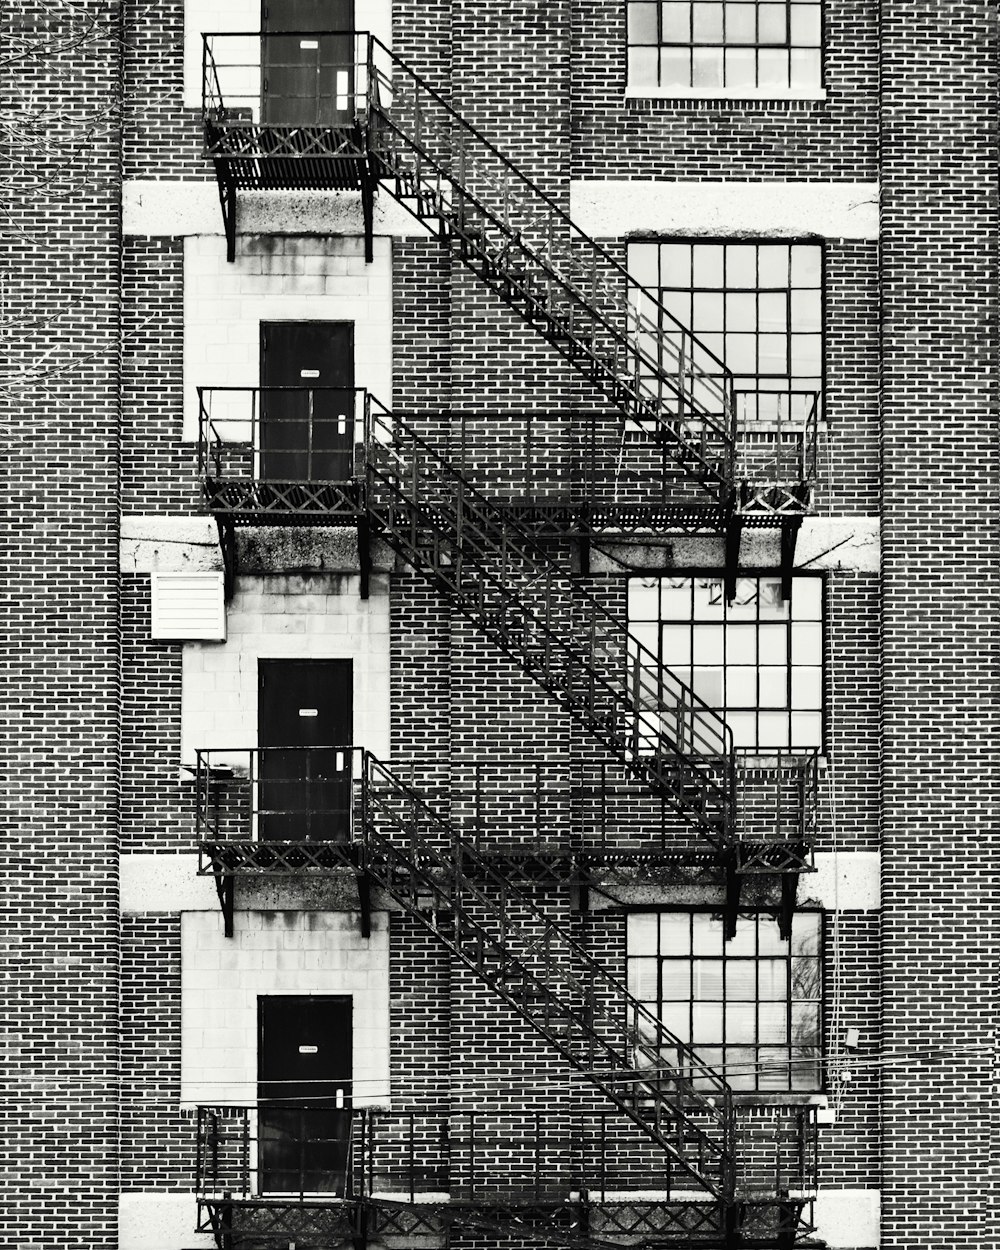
[180,909,390,1106]
[181,572,390,767]
[183,234,392,440]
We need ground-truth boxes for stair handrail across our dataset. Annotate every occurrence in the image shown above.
[363,400,737,798]
[360,749,736,1195]
[364,36,736,447]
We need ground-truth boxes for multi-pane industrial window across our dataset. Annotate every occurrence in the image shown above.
[628,575,823,751]
[626,2,823,92]
[626,911,823,1091]
[627,240,823,423]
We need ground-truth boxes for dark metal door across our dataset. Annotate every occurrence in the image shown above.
[262,0,355,126]
[260,321,355,481]
[258,995,353,1193]
[258,659,353,840]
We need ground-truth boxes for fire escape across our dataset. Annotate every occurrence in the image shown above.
[195,29,823,1250]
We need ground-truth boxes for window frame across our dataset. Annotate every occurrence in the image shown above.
[627,571,827,755]
[626,236,826,428]
[624,0,827,100]
[624,905,827,1096]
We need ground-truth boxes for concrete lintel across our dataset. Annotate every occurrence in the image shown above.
[121,515,222,573]
[123,179,428,239]
[119,1192,214,1250]
[571,179,879,240]
[813,1187,880,1247]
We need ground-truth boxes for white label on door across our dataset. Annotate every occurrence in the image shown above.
[300,368,320,378]
[300,39,319,48]
[298,1045,319,1054]
[299,708,318,717]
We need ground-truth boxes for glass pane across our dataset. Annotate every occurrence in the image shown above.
[791,955,821,1000]
[692,913,724,955]
[693,959,724,998]
[791,332,823,374]
[726,291,758,331]
[758,1047,791,1090]
[759,293,787,336]
[661,1000,690,1042]
[693,245,725,288]
[727,710,758,748]
[628,45,660,85]
[660,578,694,616]
[660,244,693,287]
[758,665,788,708]
[792,1002,821,1047]
[662,1,693,39]
[661,623,692,664]
[790,3,822,45]
[790,711,822,747]
[758,46,789,87]
[727,623,757,663]
[791,1049,822,1090]
[661,288,692,324]
[792,577,822,619]
[727,919,757,956]
[758,1001,787,1043]
[629,244,660,287]
[790,46,822,87]
[726,245,757,287]
[758,711,789,747]
[727,1045,756,1089]
[693,290,726,332]
[758,624,788,664]
[758,917,786,955]
[627,912,659,950]
[659,910,693,949]
[725,1002,757,1043]
[791,913,821,956]
[693,579,726,618]
[628,2,661,42]
[691,45,724,85]
[791,288,822,333]
[628,957,659,999]
[791,244,823,286]
[724,46,756,86]
[758,332,788,375]
[726,665,757,706]
[726,959,757,1000]
[693,624,724,664]
[725,333,757,374]
[758,578,787,617]
[758,247,789,288]
[791,621,822,665]
[692,667,724,705]
[629,623,659,658]
[758,3,787,41]
[661,961,692,997]
[758,959,786,1000]
[791,666,822,710]
[726,3,756,43]
[692,2,725,41]
[692,1001,724,1042]
[628,579,660,619]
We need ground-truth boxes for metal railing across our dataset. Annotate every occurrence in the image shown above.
[735,389,821,514]
[195,1104,817,1204]
[198,386,367,483]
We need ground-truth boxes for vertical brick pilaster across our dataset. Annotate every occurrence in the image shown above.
[880,5,999,1245]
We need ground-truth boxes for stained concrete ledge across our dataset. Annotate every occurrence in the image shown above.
[571,179,880,240]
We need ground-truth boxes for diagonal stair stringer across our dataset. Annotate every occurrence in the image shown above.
[360,751,736,1203]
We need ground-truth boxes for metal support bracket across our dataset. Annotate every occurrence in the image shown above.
[215,164,238,263]
[215,515,237,602]
[361,173,375,265]
[723,851,742,943]
[210,870,234,939]
[724,513,742,603]
[780,517,803,601]
[357,512,372,600]
[352,1193,369,1250]
[777,871,800,943]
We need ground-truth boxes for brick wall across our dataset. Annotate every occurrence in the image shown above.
[5,1,123,1245]
[879,4,999,1246]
